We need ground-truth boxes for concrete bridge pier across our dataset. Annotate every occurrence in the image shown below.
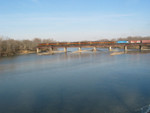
[109,46,112,51]
[139,45,143,51]
[49,47,53,53]
[64,47,67,52]
[78,47,82,52]
[93,47,97,51]
[124,46,128,51]
[36,48,40,53]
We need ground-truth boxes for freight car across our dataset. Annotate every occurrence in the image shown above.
[117,41,129,43]
[130,40,141,43]
[141,40,150,43]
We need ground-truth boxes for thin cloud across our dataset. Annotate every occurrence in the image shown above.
[105,14,134,17]
[24,13,134,22]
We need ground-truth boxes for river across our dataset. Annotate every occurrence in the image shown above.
[0,48,150,113]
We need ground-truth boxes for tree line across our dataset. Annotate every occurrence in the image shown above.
[116,36,150,41]
[98,36,150,41]
[0,37,55,57]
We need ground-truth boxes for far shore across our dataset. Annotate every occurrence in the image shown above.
[0,50,36,57]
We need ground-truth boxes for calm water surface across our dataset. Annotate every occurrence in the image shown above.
[0,49,150,113]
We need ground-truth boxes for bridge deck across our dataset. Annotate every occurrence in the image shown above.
[36,42,150,53]
[37,43,150,48]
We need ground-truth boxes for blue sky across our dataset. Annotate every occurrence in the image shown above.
[0,0,150,41]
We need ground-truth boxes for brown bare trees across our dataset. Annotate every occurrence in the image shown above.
[0,37,55,57]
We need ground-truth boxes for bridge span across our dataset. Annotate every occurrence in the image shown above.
[37,41,150,53]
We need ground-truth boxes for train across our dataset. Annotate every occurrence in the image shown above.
[117,40,150,44]
[38,40,150,46]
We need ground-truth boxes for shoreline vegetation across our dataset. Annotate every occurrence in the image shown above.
[0,36,150,57]
[0,37,55,57]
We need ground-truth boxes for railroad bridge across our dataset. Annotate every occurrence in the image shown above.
[37,41,150,53]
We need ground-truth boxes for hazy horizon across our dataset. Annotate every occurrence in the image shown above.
[0,0,150,41]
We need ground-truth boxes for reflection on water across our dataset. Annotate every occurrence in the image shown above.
[0,49,150,113]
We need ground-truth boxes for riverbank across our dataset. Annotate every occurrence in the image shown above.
[18,50,36,55]
[0,50,36,57]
